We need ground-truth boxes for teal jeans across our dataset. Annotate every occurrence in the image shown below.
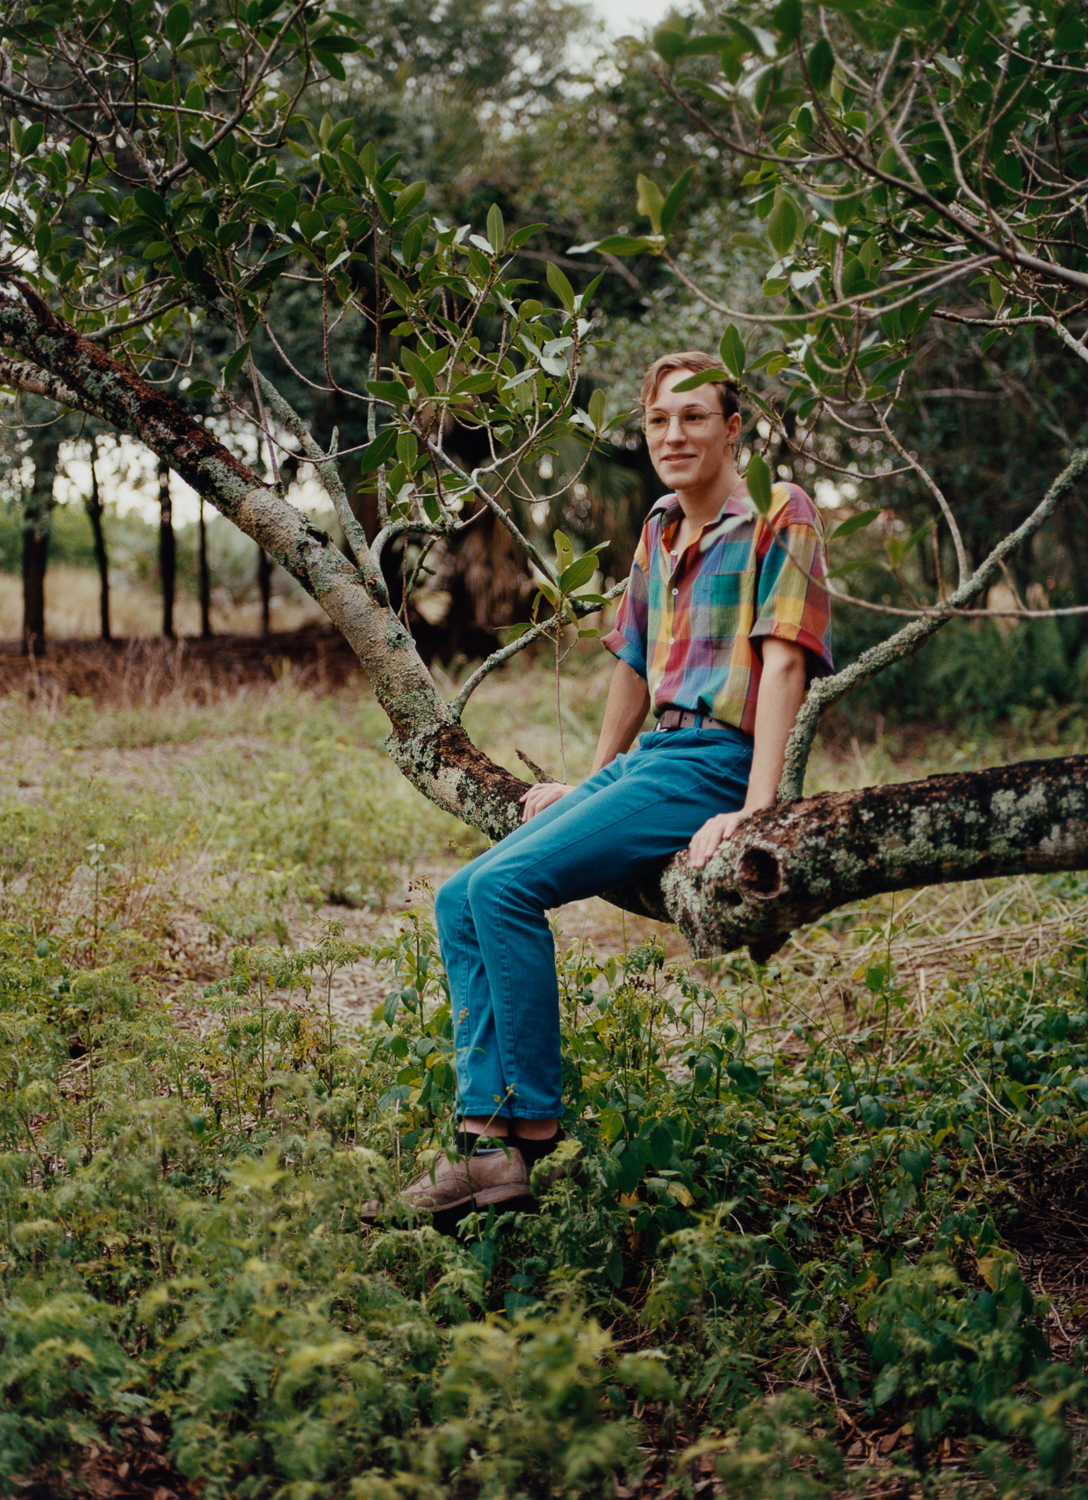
[434,725,754,1120]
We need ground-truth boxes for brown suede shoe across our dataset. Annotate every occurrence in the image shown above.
[362,1144,531,1221]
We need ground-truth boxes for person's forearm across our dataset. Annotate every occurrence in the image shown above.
[742,647,807,811]
[592,660,651,773]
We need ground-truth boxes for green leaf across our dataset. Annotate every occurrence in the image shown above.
[183,138,219,181]
[178,34,220,59]
[134,187,169,226]
[15,120,41,158]
[450,373,494,396]
[636,173,665,234]
[367,379,411,405]
[772,0,803,44]
[486,202,505,255]
[671,368,733,392]
[660,168,695,234]
[553,529,575,575]
[588,388,606,429]
[380,267,413,309]
[568,234,659,256]
[719,323,746,379]
[726,1059,762,1095]
[401,348,436,397]
[1054,11,1087,47]
[313,46,347,81]
[648,1124,674,1169]
[559,552,600,592]
[652,24,689,65]
[745,452,772,514]
[507,222,547,252]
[765,195,799,255]
[222,341,252,387]
[807,36,834,92]
[841,256,876,296]
[546,261,576,313]
[357,427,398,472]
[392,182,427,220]
[165,1,190,48]
[830,507,881,541]
[860,1094,887,1130]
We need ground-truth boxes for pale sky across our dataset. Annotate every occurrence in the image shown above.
[589,0,674,36]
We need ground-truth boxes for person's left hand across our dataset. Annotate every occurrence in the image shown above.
[520,782,573,821]
[688,807,757,868]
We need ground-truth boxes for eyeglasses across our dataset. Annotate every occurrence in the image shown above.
[641,407,726,440]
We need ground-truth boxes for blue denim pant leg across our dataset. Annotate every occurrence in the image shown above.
[434,727,753,1121]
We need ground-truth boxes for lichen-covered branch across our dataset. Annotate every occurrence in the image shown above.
[635,754,1088,964]
[778,446,1088,801]
[256,372,373,576]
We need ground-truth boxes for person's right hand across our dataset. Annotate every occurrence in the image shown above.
[520,782,573,821]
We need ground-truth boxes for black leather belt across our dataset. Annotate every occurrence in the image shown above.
[654,707,733,732]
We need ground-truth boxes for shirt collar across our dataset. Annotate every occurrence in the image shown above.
[652,490,751,545]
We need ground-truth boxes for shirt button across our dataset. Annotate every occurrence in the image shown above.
[669,637,674,645]
[672,587,678,595]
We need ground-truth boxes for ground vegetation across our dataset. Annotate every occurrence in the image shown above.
[0,671,1085,1495]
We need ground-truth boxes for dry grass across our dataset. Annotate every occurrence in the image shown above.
[0,623,1079,1033]
[0,564,327,640]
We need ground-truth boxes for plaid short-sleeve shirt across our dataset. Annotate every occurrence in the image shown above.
[601,482,833,737]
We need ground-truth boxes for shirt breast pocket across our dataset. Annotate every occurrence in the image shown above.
[694,569,746,640]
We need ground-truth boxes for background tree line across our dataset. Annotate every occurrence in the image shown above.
[3,0,1084,733]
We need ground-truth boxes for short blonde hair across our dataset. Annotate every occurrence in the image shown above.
[640,350,740,420]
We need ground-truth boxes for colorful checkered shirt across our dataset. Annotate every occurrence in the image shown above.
[602,482,833,737]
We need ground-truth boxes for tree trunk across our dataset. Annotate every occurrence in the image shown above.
[4,289,1088,964]
[198,497,212,638]
[22,419,62,657]
[159,456,175,639]
[257,547,272,634]
[85,435,111,641]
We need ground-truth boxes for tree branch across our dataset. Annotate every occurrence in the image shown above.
[777,445,1088,801]
[643,754,1088,964]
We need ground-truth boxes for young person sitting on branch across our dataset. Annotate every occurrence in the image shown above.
[374,349,834,1223]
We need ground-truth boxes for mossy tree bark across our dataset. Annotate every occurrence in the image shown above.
[2,286,1087,959]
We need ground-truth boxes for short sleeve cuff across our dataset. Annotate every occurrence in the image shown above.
[750,619,834,680]
[601,627,647,678]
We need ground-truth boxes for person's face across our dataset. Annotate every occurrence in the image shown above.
[643,369,743,495]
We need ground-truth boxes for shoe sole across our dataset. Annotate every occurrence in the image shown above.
[414,1181,533,1214]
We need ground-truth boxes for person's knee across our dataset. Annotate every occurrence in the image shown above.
[465,850,547,920]
[434,869,472,938]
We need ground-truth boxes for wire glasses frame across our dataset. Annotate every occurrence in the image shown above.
[640,407,728,440]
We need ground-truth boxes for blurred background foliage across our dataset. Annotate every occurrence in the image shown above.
[2,0,1086,728]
